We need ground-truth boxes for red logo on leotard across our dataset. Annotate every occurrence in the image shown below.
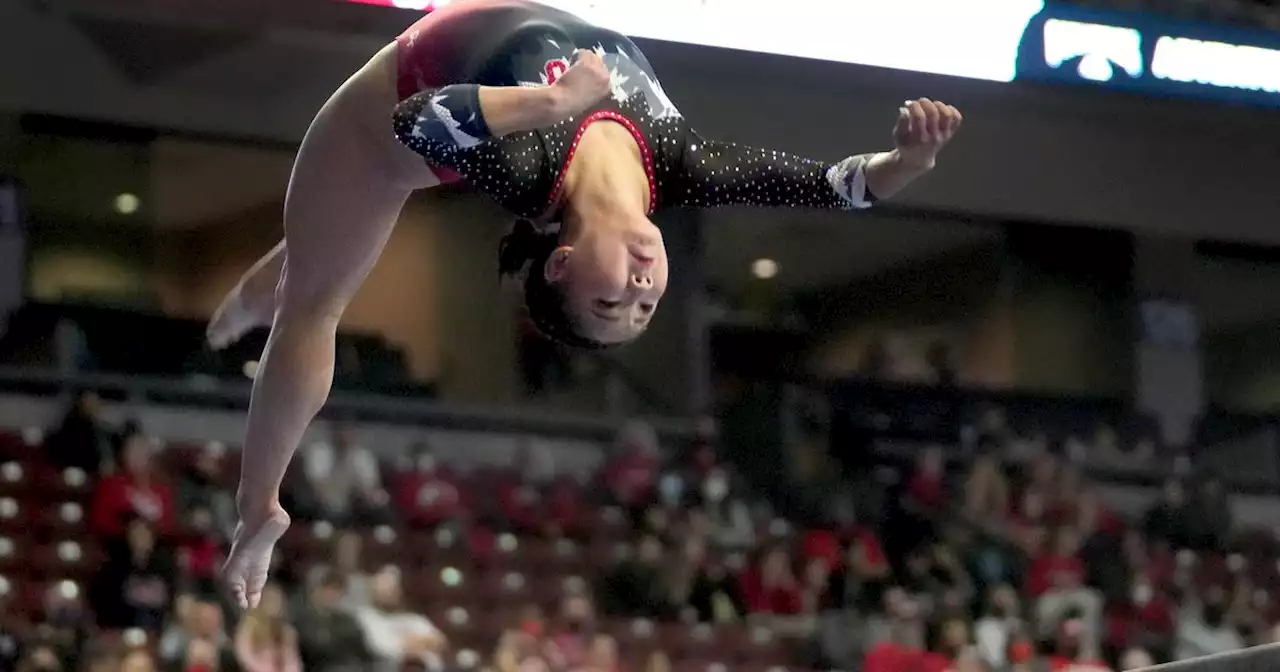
[543,58,569,84]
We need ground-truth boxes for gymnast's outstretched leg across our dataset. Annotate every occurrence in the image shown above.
[206,240,284,350]
[221,42,438,609]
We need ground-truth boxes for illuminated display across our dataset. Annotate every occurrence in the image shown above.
[343,0,1280,107]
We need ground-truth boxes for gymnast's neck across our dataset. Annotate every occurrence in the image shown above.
[559,122,651,240]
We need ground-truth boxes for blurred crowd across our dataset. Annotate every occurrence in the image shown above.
[0,387,1277,672]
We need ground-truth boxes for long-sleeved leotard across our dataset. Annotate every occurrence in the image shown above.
[390,0,877,221]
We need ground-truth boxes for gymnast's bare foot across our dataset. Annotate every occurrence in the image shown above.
[207,287,266,350]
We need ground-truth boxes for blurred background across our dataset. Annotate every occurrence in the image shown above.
[2,0,1280,670]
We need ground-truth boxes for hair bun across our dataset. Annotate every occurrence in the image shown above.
[498,219,556,279]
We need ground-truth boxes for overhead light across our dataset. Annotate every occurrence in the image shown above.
[113,193,140,215]
[751,258,778,279]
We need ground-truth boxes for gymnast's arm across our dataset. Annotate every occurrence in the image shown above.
[671,134,933,211]
[392,83,571,155]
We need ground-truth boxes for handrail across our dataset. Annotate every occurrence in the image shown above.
[0,366,696,442]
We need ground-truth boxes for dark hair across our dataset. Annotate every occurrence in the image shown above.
[498,219,613,350]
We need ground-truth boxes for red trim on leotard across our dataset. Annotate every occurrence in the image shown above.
[546,109,658,215]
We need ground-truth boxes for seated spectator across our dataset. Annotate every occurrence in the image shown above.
[1175,586,1244,661]
[1183,475,1233,552]
[355,568,446,672]
[687,551,745,624]
[905,447,947,512]
[601,421,662,521]
[973,584,1026,670]
[394,455,464,530]
[235,583,302,672]
[548,593,598,670]
[1104,573,1174,662]
[90,432,175,537]
[293,569,372,672]
[924,617,971,672]
[1141,479,1190,549]
[15,644,64,672]
[1045,618,1109,672]
[45,390,113,476]
[176,443,235,538]
[89,519,175,631]
[119,649,158,672]
[740,546,802,616]
[902,544,972,614]
[863,588,926,670]
[961,454,1009,525]
[184,638,226,672]
[697,468,754,551]
[596,534,669,618]
[35,581,90,669]
[574,635,618,672]
[1119,647,1155,670]
[307,530,373,610]
[303,423,392,526]
[545,475,586,538]
[1029,527,1103,654]
[159,593,232,668]
[176,507,226,584]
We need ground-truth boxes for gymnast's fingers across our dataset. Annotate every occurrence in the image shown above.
[905,101,928,142]
[917,98,943,141]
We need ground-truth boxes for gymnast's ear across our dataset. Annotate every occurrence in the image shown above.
[543,247,573,283]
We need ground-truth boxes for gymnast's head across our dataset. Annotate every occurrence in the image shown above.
[498,214,669,348]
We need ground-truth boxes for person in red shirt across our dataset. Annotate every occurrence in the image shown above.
[1029,527,1105,664]
[739,547,802,615]
[90,432,175,537]
[1104,574,1173,657]
[600,421,662,517]
[392,455,463,529]
[1027,527,1088,598]
[906,447,947,511]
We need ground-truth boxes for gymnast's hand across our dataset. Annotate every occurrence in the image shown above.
[552,49,613,116]
[893,98,962,171]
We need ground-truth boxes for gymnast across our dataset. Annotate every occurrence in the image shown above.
[219,0,962,607]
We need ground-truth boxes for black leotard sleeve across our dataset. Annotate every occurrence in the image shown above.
[668,130,879,211]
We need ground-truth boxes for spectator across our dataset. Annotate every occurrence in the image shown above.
[974,584,1025,670]
[1029,527,1103,654]
[1119,647,1155,670]
[235,583,302,672]
[601,421,662,522]
[176,443,235,538]
[687,550,746,624]
[14,644,62,672]
[643,651,670,672]
[119,649,157,672]
[90,432,175,537]
[740,546,802,616]
[89,519,174,631]
[45,390,113,476]
[902,544,972,614]
[925,617,971,672]
[303,423,391,526]
[293,569,372,672]
[1182,476,1233,552]
[183,638,225,672]
[1141,479,1190,549]
[549,593,597,670]
[176,507,226,585]
[1104,572,1174,662]
[159,593,232,668]
[961,454,1009,525]
[34,581,90,669]
[863,588,926,669]
[307,530,373,610]
[905,447,947,512]
[394,455,464,531]
[355,568,446,672]
[1046,617,1109,671]
[597,534,668,618]
[697,468,754,551]
[1175,586,1245,661]
[575,635,617,672]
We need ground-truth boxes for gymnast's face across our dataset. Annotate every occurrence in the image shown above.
[544,224,668,344]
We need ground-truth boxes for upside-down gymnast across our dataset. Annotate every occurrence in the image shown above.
[218,0,962,607]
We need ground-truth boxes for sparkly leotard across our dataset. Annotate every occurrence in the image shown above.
[391,0,876,221]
